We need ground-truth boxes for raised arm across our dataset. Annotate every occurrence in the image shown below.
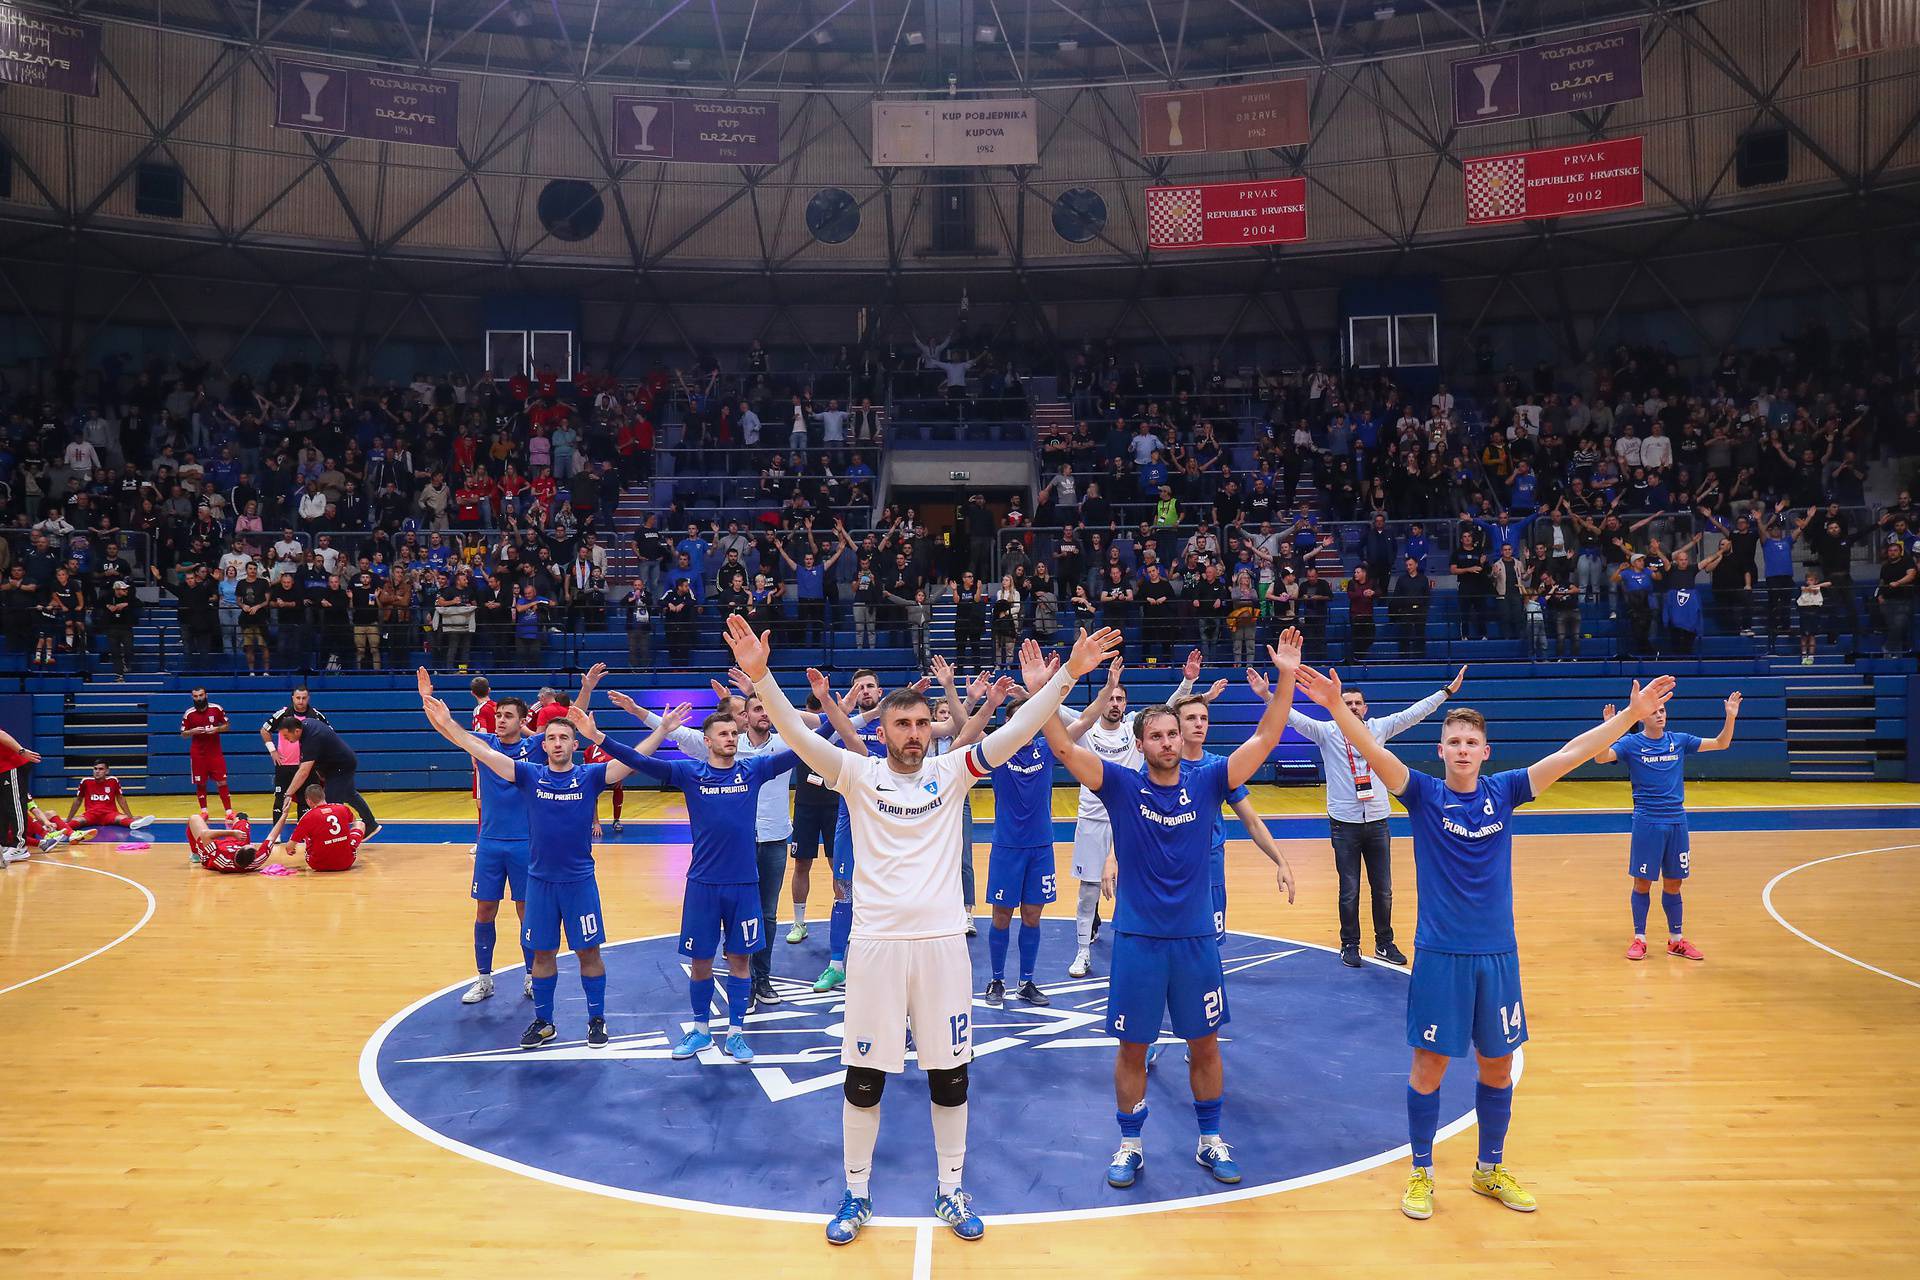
[565,701,687,785]
[1698,690,1742,753]
[421,691,516,781]
[806,668,867,756]
[1528,677,1676,796]
[1020,642,1105,790]
[1064,657,1122,741]
[982,629,1122,770]
[1592,702,1623,765]
[951,676,1014,751]
[1226,627,1303,789]
[606,689,707,756]
[725,616,852,787]
[1372,666,1464,741]
[1294,664,1410,796]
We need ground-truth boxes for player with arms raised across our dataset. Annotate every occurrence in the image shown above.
[1029,630,1302,1191]
[725,614,1124,1247]
[1294,664,1675,1220]
[1594,689,1741,961]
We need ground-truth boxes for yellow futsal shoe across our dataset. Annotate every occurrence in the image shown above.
[1470,1164,1537,1212]
[1400,1168,1435,1219]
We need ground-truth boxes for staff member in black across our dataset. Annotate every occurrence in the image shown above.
[273,713,378,838]
[260,688,330,824]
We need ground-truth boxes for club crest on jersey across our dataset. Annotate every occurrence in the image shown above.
[856,1040,871,1056]
[923,779,938,795]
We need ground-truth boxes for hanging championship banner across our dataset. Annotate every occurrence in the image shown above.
[1451,27,1643,126]
[611,95,781,164]
[871,98,1038,166]
[1805,0,1920,64]
[0,6,100,97]
[1463,136,1644,226]
[1137,77,1311,156]
[273,60,460,148]
[1145,178,1308,251]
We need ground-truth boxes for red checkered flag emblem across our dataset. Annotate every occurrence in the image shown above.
[1146,186,1204,248]
[1465,154,1527,223]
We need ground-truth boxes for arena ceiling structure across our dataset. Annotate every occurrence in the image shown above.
[0,0,1917,370]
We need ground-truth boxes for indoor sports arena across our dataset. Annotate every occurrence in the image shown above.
[1,0,1918,1273]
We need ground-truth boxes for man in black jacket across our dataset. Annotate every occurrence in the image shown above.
[1390,556,1433,657]
[176,564,222,668]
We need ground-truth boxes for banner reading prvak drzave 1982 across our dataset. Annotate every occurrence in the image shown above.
[0,5,100,97]
[1145,178,1308,251]
[1463,136,1644,226]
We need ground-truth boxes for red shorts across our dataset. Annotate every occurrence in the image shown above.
[305,834,362,873]
[81,806,121,828]
[190,755,229,785]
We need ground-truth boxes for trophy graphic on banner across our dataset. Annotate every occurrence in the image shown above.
[298,70,332,124]
[1471,61,1504,116]
[629,102,660,152]
[1165,99,1185,148]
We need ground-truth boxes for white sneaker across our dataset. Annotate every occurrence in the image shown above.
[2,846,31,865]
[127,815,155,831]
[461,975,496,1004]
[1068,950,1091,978]
[524,972,534,999]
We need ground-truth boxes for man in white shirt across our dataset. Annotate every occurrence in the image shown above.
[1430,384,1455,419]
[726,614,1123,1247]
[1614,426,1643,470]
[271,531,304,580]
[62,437,101,482]
[1258,666,1465,967]
[1640,423,1673,470]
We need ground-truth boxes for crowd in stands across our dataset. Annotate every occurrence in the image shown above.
[1,323,1917,676]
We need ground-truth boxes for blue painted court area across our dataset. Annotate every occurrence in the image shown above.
[175,806,1920,847]
[364,919,1475,1222]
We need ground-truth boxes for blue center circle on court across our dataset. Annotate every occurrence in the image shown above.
[363,918,1479,1223]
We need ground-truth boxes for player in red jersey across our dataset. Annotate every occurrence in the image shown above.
[188,811,264,873]
[0,724,42,862]
[66,760,151,831]
[470,675,498,818]
[24,801,93,854]
[180,688,236,821]
[268,782,364,871]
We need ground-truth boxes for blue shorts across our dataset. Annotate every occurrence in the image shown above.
[1629,818,1691,881]
[1211,882,1227,945]
[1106,932,1228,1044]
[832,808,855,881]
[471,839,529,903]
[986,842,1057,907]
[523,875,606,953]
[679,880,768,957]
[793,802,835,861]
[1405,950,1526,1058]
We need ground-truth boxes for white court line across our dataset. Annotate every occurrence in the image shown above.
[911,1224,932,1280]
[1761,842,1920,992]
[0,859,157,998]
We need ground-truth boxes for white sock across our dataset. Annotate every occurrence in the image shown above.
[1074,880,1101,949]
[794,903,807,927]
[931,1100,968,1196]
[843,1101,880,1199]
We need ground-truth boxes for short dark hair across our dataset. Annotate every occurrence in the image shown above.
[273,713,304,734]
[852,668,879,684]
[876,689,930,721]
[470,676,491,697]
[92,759,109,769]
[496,696,531,718]
[1132,705,1179,741]
[303,781,326,802]
[701,710,737,735]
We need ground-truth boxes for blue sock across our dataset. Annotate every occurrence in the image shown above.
[1194,1095,1223,1139]
[690,976,715,1025]
[532,974,557,1022]
[725,975,752,1030]
[830,899,852,965]
[1117,1103,1148,1140]
[521,943,535,973]
[1475,1082,1514,1166]
[1017,921,1040,983]
[989,923,1010,981]
[581,973,606,1021]
[1661,890,1683,937]
[1630,888,1651,935]
[1407,1084,1441,1168]
[474,921,496,974]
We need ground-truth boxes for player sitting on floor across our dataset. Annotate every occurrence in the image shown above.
[25,802,94,854]
[66,761,155,841]
[263,782,367,872]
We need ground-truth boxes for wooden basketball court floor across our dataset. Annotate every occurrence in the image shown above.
[3,781,1917,1279]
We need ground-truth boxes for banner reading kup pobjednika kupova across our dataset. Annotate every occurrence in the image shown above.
[0,5,101,97]
[871,99,1038,166]
[1145,178,1308,251]
[273,59,460,148]
[1463,136,1643,226]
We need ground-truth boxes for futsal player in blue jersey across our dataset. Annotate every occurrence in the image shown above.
[598,703,802,1063]
[818,669,885,993]
[420,677,655,1050]
[983,719,1057,1008]
[1295,664,1675,1220]
[1171,690,1297,944]
[1028,630,1303,1190]
[1594,689,1741,962]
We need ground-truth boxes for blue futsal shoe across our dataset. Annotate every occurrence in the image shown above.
[934,1189,985,1240]
[671,1027,714,1059]
[1196,1138,1242,1184]
[1107,1146,1145,1188]
[825,1190,872,1245]
[720,1030,754,1063]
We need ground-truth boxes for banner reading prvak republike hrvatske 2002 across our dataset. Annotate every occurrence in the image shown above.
[1463,137,1645,226]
